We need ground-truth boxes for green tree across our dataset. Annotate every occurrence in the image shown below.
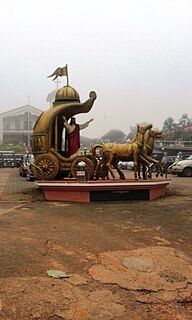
[162,114,192,140]
[162,117,176,139]
[178,113,190,129]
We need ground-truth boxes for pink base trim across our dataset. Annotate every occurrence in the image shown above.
[36,179,170,203]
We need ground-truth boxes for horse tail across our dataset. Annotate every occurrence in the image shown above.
[91,144,103,157]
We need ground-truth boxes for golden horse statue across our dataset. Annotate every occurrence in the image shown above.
[92,123,152,180]
[138,129,163,179]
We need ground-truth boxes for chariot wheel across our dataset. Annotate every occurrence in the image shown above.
[71,157,94,179]
[33,153,59,180]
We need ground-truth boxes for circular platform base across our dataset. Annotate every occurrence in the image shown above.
[35,178,171,203]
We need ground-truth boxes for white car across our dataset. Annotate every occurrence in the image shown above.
[171,155,192,177]
[118,161,134,170]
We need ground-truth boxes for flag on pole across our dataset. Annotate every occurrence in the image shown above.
[47,65,68,81]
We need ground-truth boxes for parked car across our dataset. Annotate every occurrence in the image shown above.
[167,152,192,174]
[0,153,3,167]
[171,155,192,177]
[0,151,15,167]
[118,161,134,170]
[14,153,23,167]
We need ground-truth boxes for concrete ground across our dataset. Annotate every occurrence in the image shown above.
[0,168,191,320]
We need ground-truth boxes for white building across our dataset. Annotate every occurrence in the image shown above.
[0,104,43,146]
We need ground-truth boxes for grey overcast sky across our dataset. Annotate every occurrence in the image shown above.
[0,0,192,138]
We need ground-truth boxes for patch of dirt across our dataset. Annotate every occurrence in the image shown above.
[88,246,192,303]
[0,170,192,319]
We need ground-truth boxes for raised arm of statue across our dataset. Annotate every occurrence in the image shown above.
[79,118,94,130]
[62,116,73,133]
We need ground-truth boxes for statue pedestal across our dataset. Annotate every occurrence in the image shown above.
[35,179,170,203]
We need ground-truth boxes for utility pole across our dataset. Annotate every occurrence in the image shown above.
[27,110,30,147]
[54,78,61,89]
[27,97,30,147]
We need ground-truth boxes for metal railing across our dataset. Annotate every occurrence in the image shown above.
[155,140,192,149]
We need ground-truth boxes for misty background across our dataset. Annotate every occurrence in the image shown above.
[0,0,192,138]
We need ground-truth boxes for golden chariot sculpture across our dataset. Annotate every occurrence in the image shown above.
[31,66,163,180]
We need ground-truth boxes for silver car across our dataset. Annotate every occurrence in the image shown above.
[171,155,192,177]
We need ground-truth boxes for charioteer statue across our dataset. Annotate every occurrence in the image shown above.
[62,116,93,157]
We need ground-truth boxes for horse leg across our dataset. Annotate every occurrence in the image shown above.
[139,155,151,179]
[138,161,141,179]
[134,162,138,179]
[154,162,163,178]
[142,164,147,180]
[159,163,164,177]
[100,163,109,179]
[141,154,163,178]
[105,152,116,179]
[133,153,139,179]
[138,162,147,179]
[99,160,107,180]
[106,163,115,179]
[156,163,164,177]
[113,160,125,180]
[155,164,160,177]
[103,164,109,179]
[93,158,101,180]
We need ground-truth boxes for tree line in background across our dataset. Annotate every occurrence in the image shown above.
[81,113,192,148]
[108,113,192,142]
[161,113,192,140]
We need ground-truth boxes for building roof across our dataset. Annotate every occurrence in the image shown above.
[0,104,43,117]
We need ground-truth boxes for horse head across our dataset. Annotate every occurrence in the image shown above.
[148,129,162,139]
[137,123,152,134]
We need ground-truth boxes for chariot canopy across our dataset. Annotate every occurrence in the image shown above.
[33,91,96,135]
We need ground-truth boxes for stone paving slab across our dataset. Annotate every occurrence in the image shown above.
[0,172,10,198]
[0,168,42,202]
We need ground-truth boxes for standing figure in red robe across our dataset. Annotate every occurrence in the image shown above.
[62,116,93,157]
